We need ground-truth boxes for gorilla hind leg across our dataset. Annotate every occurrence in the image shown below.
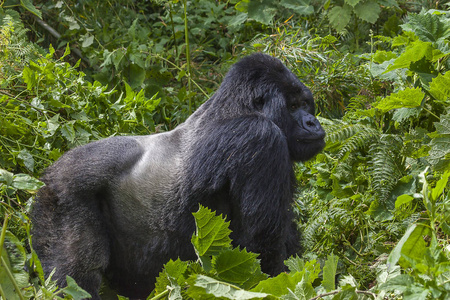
[33,188,110,300]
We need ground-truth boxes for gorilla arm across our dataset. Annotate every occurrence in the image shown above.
[183,114,299,275]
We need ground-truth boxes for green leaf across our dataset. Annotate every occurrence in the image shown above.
[402,12,450,43]
[387,224,417,269]
[191,205,232,271]
[18,149,34,172]
[252,272,303,297]
[328,6,351,32]
[213,248,267,289]
[400,225,431,268]
[187,274,269,300]
[431,171,450,201]
[395,194,414,208]
[61,276,92,300]
[0,169,14,186]
[374,87,424,113]
[60,121,76,143]
[344,0,361,7]
[20,0,42,19]
[322,254,338,292]
[154,259,188,296]
[0,232,30,300]
[386,40,434,72]
[284,256,305,273]
[12,174,45,191]
[354,0,381,24]
[81,34,94,48]
[429,72,450,102]
[279,0,314,15]
[247,0,276,25]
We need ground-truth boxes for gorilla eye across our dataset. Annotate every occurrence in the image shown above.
[290,104,298,111]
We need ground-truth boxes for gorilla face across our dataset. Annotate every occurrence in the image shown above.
[286,86,326,162]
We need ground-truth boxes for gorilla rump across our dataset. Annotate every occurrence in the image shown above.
[32,53,326,299]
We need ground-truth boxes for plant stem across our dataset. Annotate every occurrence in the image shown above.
[183,0,192,114]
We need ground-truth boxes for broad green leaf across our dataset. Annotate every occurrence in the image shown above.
[191,205,232,268]
[18,149,34,172]
[374,87,424,113]
[354,0,381,24]
[0,169,14,186]
[61,276,92,300]
[20,0,42,19]
[386,40,434,72]
[81,34,94,48]
[431,171,450,201]
[395,194,414,208]
[187,274,269,300]
[252,272,303,297]
[12,174,44,191]
[322,254,338,292]
[328,6,351,32]
[0,232,30,300]
[387,224,417,270]
[284,256,305,273]
[400,225,431,268]
[60,122,76,143]
[213,248,267,289]
[279,0,314,15]
[154,259,188,296]
[429,72,450,101]
[344,0,361,7]
[247,0,276,25]
[402,12,450,43]
[331,286,357,299]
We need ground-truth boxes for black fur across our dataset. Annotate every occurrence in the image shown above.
[32,53,325,299]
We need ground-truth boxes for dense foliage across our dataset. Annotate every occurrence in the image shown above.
[0,0,449,299]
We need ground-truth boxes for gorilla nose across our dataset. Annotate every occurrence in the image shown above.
[302,115,325,139]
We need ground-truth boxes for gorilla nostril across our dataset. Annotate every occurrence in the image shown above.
[306,120,315,127]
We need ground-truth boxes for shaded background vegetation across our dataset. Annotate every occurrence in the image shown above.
[0,0,449,299]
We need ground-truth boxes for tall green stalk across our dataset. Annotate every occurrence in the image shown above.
[183,0,192,114]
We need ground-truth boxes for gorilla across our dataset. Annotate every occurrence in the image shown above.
[32,53,325,299]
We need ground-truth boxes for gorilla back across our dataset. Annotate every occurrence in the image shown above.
[32,53,325,299]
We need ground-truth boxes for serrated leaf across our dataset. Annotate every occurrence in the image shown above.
[60,122,76,143]
[213,248,267,289]
[191,205,232,261]
[61,276,91,300]
[386,40,434,72]
[344,0,361,7]
[284,256,305,273]
[252,272,303,297]
[328,6,351,32]
[322,254,338,292]
[187,274,269,300]
[429,72,450,101]
[247,0,276,25]
[374,88,424,113]
[279,0,314,15]
[354,0,381,24]
[402,12,450,43]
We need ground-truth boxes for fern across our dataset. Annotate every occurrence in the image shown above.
[369,134,404,202]
[324,120,379,158]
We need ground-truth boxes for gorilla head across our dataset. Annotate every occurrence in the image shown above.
[32,53,325,299]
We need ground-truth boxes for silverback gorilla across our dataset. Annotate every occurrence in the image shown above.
[32,53,326,299]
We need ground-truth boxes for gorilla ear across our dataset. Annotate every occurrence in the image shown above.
[253,96,265,110]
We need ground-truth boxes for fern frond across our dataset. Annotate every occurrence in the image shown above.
[324,121,379,158]
[369,134,404,202]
